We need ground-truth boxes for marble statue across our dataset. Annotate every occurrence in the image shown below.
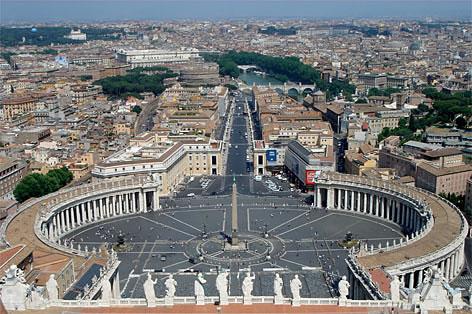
[216,271,229,304]
[0,265,29,311]
[165,274,177,298]
[290,275,302,299]
[390,275,400,302]
[143,273,157,307]
[101,279,113,302]
[46,274,59,301]
[29,286,47,310]
[273,273,284,303]
[242,272,255,297]
[416,266,454,313]
[290,275,302,306]
[194,273,206,305]
[423,268,432,284]
[242,272,255,305]
[338,276,350,300]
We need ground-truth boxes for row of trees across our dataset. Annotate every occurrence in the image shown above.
[422,87,471,128]
[377,117,421,145]
[377,88,471,144]
[14,167,74,203]
[94,67,177,99]
[203,51,355,100]
[0,27,121,46]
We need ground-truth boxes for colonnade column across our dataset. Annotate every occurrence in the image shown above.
[88,201,93,222]
[337,189,342,209]
[130,193,135,213]
[124,194,129,213]
[344,190,348,209]
[380,197,384,218]
[369,195,374,214]
[445,258,451,281]
[327,188,334,209]
[316,187,322,208]
[450,253,456,279]
[153,190,160,211]
[80,203,86,224]
[350,191,355,210]
[48,223,53,240]
[140,192,146,212]
[65,208,70,230]
[105,197,110,217]
[356,192,361,212]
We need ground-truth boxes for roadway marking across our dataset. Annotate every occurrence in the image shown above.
[332,212,404,237]
[267,211,310,233]
[279,257,310,269]
[142,241,158,270]
[163,213,202,232]
[278,214,334,236]
[139,216,196,237]
[249,207,307,212]
[162,258,191,270]
[285,249,346,253]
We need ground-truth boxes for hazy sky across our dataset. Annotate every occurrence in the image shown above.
[1,0,471,23]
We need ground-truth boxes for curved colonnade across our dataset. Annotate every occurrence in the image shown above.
[34,177,160,256]
[2,173,468,303]
[313,172,468,296]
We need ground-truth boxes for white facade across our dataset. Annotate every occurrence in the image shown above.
[116,48,200,68]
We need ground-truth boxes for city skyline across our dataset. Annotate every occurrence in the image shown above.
[1,0,471,23]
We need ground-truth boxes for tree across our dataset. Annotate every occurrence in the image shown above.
[94,67,177,99]
[202,51,355,100]
[13,167,74,203]
[132,105,142,114]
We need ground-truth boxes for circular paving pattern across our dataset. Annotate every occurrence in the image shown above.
[185,232,286,268]
[64,195,406,298]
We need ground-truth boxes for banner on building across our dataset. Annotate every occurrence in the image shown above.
[305,170,321,185]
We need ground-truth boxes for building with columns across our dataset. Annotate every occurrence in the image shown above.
[0,171,468,311]
[92,138,223,195]
[312,172,468,300]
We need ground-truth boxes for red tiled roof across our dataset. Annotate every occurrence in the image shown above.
[0,244,26,268]
[369,267,391,294]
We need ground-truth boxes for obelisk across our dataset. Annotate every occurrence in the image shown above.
[231,176,239,246]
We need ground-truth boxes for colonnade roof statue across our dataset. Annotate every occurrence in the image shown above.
[407,266,464,312]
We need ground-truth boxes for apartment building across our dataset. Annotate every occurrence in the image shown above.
[116,48,200,68]
[92,136,223,195]
[0,158,28,200]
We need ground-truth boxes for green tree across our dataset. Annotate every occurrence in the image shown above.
[13,167,73,202]
[132,105,142,114]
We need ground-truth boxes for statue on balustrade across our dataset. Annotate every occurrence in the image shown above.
[0,265,29,311]
[216,270,229,304]
[290,275,302,299]
[338,276,350,300]
[46,274,59,301]
[143,272,157,307]
[273,273,284,301]
[101,279,113,302]
[242,272,255,298]
[194,272,206,305]
[165,274,177,298]
[390,275,400,302]
[290,274,302,306]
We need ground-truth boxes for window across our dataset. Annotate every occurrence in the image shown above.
[212,156,217,165]
[258,155,263,165]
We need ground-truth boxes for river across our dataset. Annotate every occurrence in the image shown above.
[239,72,283,86]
